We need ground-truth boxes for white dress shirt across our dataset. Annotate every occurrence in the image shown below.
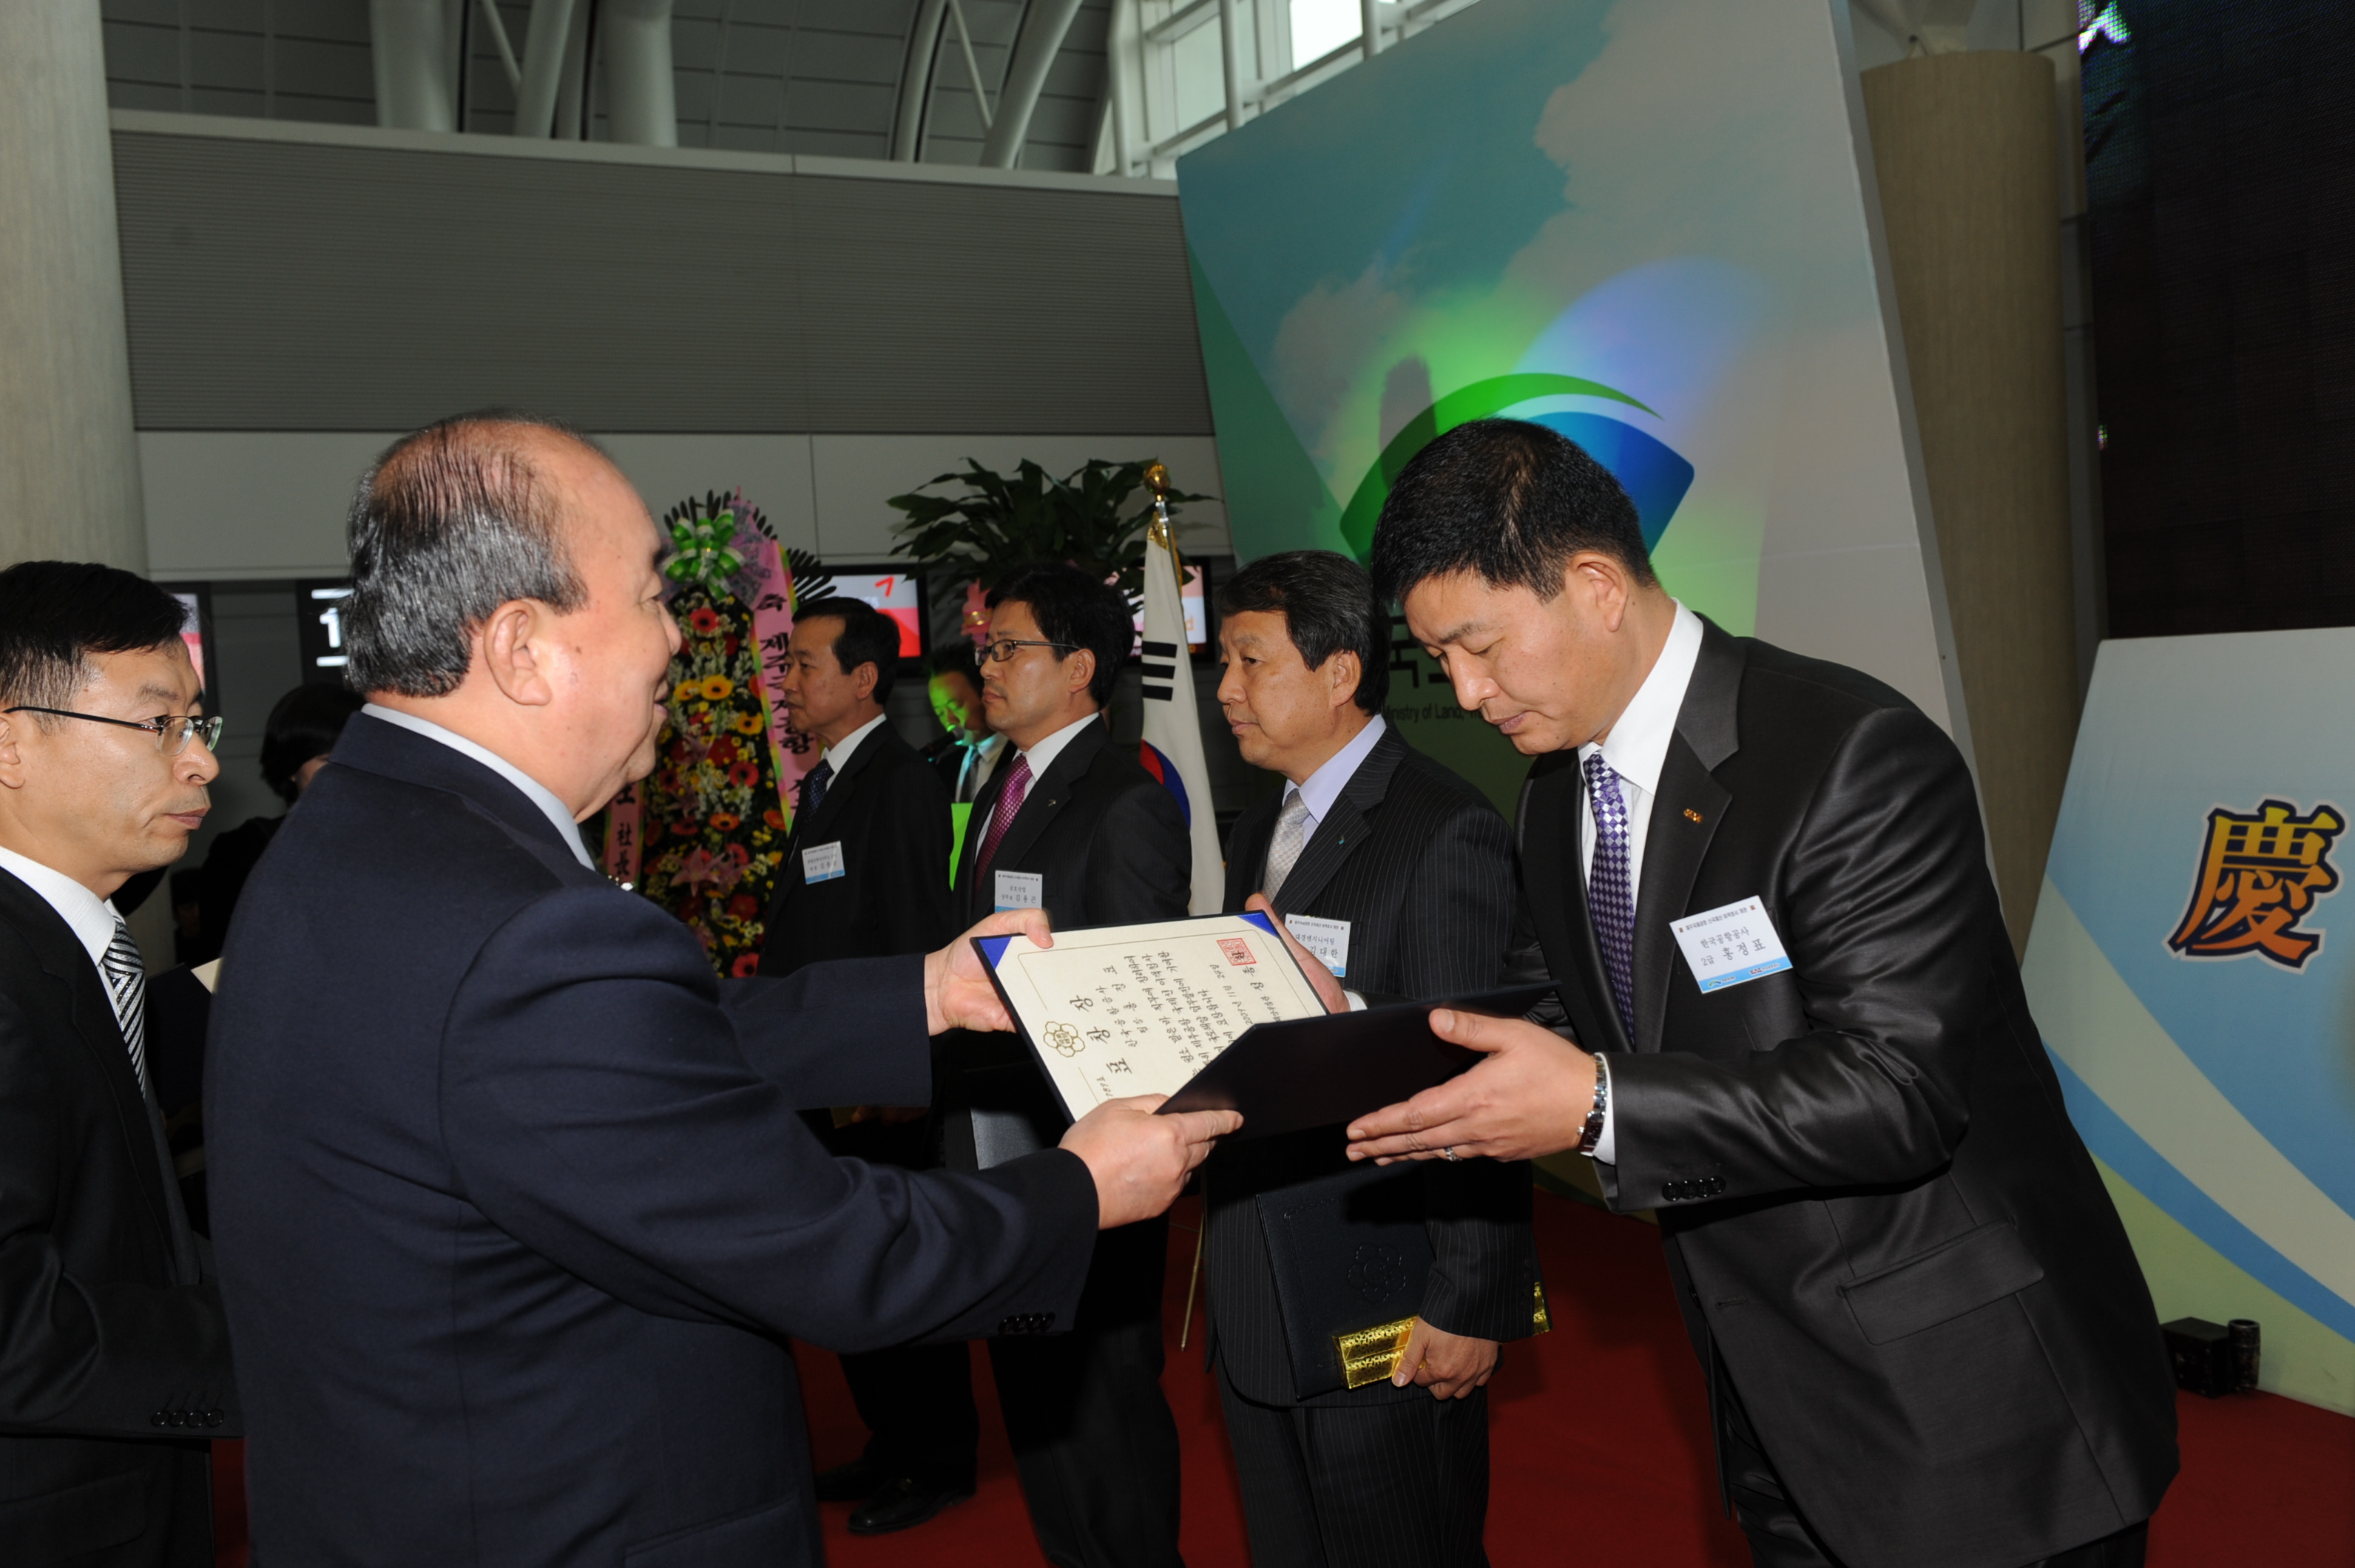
[1013,711,1102,782]
[1272,715,1388,1013]
[0,842,122,970]
[1281,714,1388,834]
[362,704,594,869]
[1574,601,1705,1164]
[819,712,890,780]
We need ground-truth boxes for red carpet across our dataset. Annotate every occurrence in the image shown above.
[212,1189,2353,1566]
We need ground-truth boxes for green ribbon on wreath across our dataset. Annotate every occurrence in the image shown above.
[662,510,745,594]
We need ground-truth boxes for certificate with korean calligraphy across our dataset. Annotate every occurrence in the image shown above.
[973,911,1328,1118]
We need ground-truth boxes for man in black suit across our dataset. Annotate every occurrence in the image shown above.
[945,562,1192,1568]
[922,641,1008,805]
[1206,550,1538,1568]
[1349,420,2177,1568]
[0,561,239,1567]
[205,413,1238,1568]
[758,598,976,1533]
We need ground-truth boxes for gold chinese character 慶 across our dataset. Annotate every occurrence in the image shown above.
[2167,800,2343,968]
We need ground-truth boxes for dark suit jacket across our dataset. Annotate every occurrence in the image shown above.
[0,870,237,1567]
[1516,620,2175,1568]
[206,714,1098,1568]
[942,717,1192,1166]
[921,732,967,798]
[758,722,955,978]
[1206,726,1540,1406]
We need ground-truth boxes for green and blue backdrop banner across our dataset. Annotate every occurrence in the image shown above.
[2024,629,2355,1414]
[1177,0,1956,812]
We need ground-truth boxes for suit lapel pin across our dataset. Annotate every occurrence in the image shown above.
[1683,808,1704,823]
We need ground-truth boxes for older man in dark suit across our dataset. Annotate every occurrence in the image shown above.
[1206,550,1538,1568]
[0,561,239,1567]
[1349,420,2177,1568]
[942,561,1193,1568]
[205,414,1237,1568]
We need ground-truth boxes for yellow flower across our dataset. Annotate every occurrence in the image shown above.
[700,675,734,700]
[733,712,765,735]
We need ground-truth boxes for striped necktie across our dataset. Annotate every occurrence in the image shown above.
[101,915,150,1096]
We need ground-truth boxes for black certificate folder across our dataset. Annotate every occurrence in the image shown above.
[973,912,1552,1139]
[1157,984,1558,1138]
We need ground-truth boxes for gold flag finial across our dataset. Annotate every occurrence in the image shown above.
[1142,462,1178,556]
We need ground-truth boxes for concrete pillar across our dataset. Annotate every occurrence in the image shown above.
[371,0,462,132]
[598,0,678,148]
[0,2,146,572]
[1862,53,2076,957]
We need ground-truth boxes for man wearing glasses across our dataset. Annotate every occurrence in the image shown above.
[0,560,240,1568]
[945,563,1195,1568]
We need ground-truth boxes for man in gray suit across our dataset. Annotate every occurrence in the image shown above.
[1208,551,1542,1568]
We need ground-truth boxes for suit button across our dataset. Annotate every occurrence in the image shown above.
[151,1412,168,1427]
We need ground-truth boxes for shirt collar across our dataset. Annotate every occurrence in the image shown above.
[1578,601,1705,797]
[361,703,594,868]
[0,842,121,968]
[1288,714,1388,827]
[822,712,890,777]
[1016,711,1101,782]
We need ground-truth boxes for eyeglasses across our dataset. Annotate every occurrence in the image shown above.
[979,638,1077,666]
[4,707,225,754]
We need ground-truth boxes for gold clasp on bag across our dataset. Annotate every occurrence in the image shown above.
[1334,1317,1418,1390]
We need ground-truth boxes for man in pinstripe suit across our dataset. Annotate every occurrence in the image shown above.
[1206,552,1542,1568]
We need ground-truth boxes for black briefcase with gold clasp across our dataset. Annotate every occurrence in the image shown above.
[1258,1162,1435,1396]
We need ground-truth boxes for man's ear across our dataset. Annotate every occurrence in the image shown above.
[0,712,26,789]
[479,600,556,708]
[853,660,880,704]
[1570,553,1632,632]
[1066,647,1098,700]
[1325,650,1362,712]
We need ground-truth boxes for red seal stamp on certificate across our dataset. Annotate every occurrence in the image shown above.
[1217,938,1257,967]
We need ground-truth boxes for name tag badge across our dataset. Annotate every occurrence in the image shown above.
[801,842,846,883]
[995,870,1044,912]
[1283,913,1351,979]
[1670,896,1792,993]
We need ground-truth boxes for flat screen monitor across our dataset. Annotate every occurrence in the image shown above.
[820,567,927,660]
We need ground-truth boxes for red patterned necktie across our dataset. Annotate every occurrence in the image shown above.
[973,754,1033,879]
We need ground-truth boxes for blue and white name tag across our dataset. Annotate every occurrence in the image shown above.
[1670,896,1791,993]
[801,842,845,883]
[994,869,1044,912]
[1283,913,1351,979]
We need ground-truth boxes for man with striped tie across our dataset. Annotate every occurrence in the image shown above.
[0,560,240,1567]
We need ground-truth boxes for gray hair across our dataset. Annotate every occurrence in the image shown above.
[343,412,595,697]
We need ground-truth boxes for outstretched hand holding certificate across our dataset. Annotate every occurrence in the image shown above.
[976,911,1328,1113]
[974,910,1553,1140]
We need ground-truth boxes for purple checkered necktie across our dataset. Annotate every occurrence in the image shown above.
[1583,751,1638,1036]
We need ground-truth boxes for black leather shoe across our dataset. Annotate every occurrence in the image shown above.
[814,1454,888,1504]
[847,1476,976,1535]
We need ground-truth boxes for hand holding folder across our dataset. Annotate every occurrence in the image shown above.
[972,908,1554,1140]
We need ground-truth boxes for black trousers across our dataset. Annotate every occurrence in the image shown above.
[838,1341,979,1489]
[1215,1368,1491,1568]
[1716,1360,2149,1568]
[824,1114,979,1490]
[987,1216,1182,1568]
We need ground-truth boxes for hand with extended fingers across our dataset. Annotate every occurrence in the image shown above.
[1245,893,1349,1014]
[923,908,1053,1035]
[1345,1008,1597,1163]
